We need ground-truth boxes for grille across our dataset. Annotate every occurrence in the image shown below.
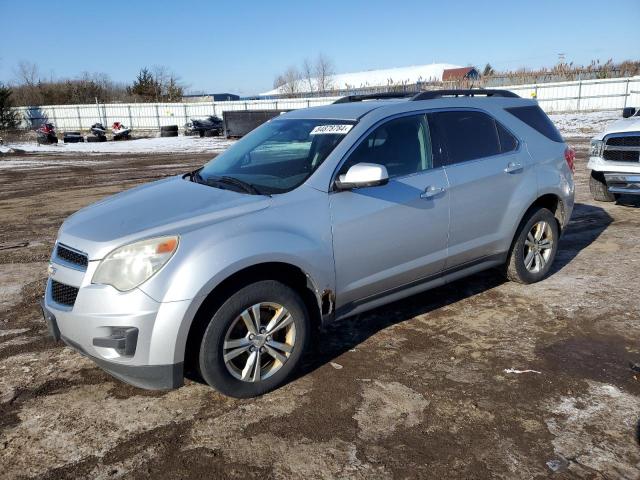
[604,134,640,162]
[51,280,79,307]
[603,150,640,162]
[56,244,88,268]
[606,136,640,147]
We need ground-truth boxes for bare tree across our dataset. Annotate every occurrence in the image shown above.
[302,58,315,93]
[15,61,40,87]
[314,54,335,93]
[146,65,185,102]
[278,66,301,95]
[273,74,286,89]
[151,65,170,101]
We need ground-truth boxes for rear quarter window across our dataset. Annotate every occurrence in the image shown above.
[505,105,564,143]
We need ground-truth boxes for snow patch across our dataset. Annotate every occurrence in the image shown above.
[549,110,620,138]
[0,135,235,155]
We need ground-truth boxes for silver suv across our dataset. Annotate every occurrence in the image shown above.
[41,90,575,398]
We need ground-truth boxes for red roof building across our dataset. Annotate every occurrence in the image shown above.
[442,67,480,81]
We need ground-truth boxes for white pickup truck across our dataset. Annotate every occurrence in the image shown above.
[588,107,640,201]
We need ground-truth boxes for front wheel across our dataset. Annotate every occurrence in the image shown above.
[199,280,310,398]
[504,208,559,284]
[589,170,617,202]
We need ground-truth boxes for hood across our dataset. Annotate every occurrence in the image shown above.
[59,176,270,260]
[597,115,640,139]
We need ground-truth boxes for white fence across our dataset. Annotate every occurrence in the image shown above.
[15,97,340,132]
[506,76,640,112]
[14,76,640,132]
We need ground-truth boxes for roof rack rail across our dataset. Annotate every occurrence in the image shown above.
[333,92,419,104]
[411,89,519,101]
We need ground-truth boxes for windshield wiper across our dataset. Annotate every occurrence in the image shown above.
[188,169,266,195]
[187,168,204,184]
[206,175,265,195]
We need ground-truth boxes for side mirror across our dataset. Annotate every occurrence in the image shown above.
[334,163,389,190]
[622,107,636,118]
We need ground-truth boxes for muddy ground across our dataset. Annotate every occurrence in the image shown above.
[0,141,639,479]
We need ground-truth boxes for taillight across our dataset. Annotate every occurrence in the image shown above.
[564,146,576,174]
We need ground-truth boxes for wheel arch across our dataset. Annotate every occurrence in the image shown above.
[182,261,326,376]
[516,193,567,237]
[506,192,566,260]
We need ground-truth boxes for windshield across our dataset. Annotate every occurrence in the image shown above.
[197,118,354,194]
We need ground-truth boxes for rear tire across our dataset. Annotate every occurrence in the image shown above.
[160,125,178,133]
[160,130,178,137]
[589,170,617,202]
[198,280,310,398]
[504,208,559,284]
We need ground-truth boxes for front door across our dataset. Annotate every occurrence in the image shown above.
[329,113,450,310]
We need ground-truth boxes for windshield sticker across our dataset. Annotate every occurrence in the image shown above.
[310,124,353,135]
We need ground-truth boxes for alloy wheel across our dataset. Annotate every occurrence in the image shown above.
[524,220,553,273]
[222,302,296,382]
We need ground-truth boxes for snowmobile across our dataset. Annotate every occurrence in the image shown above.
[87,123,108,142]
[185,115,223,137]
[36,123,58,145]
[111,121,132,140]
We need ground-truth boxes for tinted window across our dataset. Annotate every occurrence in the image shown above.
[340,114,433,178]
[505,105,563,143]
[430,111,501,164]
[497,122,518,153]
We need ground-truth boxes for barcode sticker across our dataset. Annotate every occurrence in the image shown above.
[310,124,353,135]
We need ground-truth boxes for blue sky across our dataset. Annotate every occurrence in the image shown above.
[1,0,638,95]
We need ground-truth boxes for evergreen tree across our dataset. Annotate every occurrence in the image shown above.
[0,84,20,130]
[128,68,158,101]
[482,63,495,77]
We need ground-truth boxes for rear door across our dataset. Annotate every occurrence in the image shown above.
[330,113,450,309]
[429,109,529,267]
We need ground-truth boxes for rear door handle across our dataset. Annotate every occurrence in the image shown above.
[504,162,523,174]
[420,186,446,199]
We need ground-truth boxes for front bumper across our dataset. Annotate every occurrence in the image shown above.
[588,156,640,195]
[41,298,182,389]
[40,296,185,390]
[604,173,640,195]
[42,253,194,390]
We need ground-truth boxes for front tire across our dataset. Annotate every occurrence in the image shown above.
[198,280,310,398]
[504,208,559,284]
[589,170,617,202]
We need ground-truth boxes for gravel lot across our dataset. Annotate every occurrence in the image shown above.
[0,139,639,479]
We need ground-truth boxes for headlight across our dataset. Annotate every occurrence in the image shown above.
[590,139,604,157]
[92,236,179,291]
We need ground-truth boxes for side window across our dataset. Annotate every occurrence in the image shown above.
[496,122,518,153]
[505,105,563,143]
[429,110,502,164]
[339,114,433,178]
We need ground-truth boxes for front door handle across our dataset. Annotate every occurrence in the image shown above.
[420,186,446,199]
[504,162,523,174]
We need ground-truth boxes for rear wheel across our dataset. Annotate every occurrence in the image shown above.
[504,208,559,284]
[198,280,310,398]
[589,170,617,202]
